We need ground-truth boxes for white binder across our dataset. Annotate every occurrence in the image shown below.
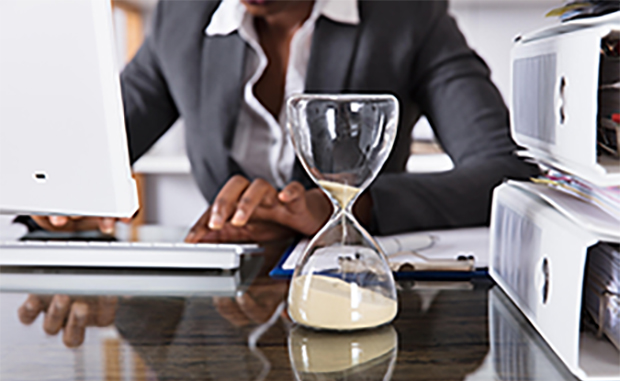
[510,12,620,187]
[489,181,620,381]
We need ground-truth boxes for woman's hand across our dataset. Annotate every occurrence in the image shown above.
[30,215,133,234]
[18,294,118,348]
[185,176,333,243]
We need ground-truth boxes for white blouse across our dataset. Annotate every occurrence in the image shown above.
[205,0,359,188]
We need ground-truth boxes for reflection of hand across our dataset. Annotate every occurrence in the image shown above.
[213,282,289,327]
[17,294,118,347]
[185,175,332,243]
[30,215,133,234]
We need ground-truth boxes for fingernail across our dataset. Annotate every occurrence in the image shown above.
[24,301,34,312]
[74,310,86,324]
[49,216,63,226]
[68,337,81,348]
[231,210,245,225]
[55,300,65,311]
[209,214,223,229]
[101,219,114,234]
[186,232,195,241]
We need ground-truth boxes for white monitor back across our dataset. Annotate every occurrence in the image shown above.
[0,0,138,217]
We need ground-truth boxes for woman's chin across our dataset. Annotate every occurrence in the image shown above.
[244,0,268,5]
[241,0,309,18]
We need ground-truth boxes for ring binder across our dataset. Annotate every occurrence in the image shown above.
[491,13,619,380]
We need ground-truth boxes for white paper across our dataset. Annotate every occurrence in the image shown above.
[282,227,489,271]
[509,180,620,240]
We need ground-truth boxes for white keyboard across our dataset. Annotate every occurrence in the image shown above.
[0,270,241,296]
[0,240,261,270]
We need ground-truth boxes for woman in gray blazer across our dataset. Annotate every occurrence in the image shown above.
[37,0,538,241]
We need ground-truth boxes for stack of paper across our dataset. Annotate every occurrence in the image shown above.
[532,165,620,219]
[280,227,489,274]
[584,242,620,350]
[546,1,620,22]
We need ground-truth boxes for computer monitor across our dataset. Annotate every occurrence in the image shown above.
[0,0,138,217]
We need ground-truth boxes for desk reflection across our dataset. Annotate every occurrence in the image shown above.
[489,287,578,381]
[18,294,118,348]
[1,271,579,380]
[288,325,397,380]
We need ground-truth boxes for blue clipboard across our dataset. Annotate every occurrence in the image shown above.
[269,239,488,280]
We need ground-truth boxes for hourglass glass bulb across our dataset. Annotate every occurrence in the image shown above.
[286,94,400,331]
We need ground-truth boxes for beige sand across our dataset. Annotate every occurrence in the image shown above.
[288,274,397,330]
[317,180,361,208]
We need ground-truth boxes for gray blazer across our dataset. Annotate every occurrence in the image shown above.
[121,0,537,235]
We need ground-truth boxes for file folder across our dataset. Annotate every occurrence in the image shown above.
[510,12,620,186]
[490,181,620,381]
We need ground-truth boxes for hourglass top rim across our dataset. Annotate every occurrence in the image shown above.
[286,93,398,104]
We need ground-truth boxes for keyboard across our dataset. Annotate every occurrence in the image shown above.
[0,240,261,270]
[0,269,242,296]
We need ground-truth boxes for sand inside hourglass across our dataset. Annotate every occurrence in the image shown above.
[317,180,360,208]
[288,274,397,330]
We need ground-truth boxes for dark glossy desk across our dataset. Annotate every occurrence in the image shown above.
[0,248,579,381]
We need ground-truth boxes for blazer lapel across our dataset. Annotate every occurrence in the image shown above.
[294,16,360,186]
[199,32,246,184]
[197,18,360,190]
[304,16,360,93]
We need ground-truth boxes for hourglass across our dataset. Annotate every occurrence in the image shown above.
[286,94,399,331]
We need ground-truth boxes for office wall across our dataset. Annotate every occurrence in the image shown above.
[136,0,560,227]
[449,0,557,103]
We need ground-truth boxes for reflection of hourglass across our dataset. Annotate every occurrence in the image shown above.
[286,94,399,330]
[288,325,398,380]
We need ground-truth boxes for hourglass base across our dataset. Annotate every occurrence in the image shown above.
[287,211,398,331]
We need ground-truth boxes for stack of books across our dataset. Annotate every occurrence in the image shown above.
[546,1,620,22]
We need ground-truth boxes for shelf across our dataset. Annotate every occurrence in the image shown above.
[132,155,191,174]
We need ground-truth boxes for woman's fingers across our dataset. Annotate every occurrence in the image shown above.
[209,175,250,230]
[18,295,50,325]
[97,218,116,235]
[213,297,252,327]
[62,302,89,348]
[49,216,69,227]
[30,215,113,232]
[188,176,280,241]
[43,294,71,335]
[277,181,306,208]
[185,208,213,243]
[230,178,277,227]
[235,292,271,324]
